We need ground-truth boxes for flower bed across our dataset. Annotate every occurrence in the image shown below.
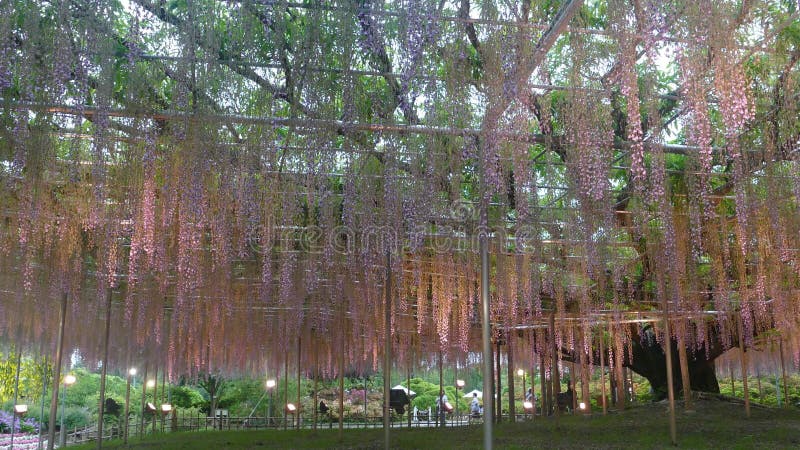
[0,433,45,450]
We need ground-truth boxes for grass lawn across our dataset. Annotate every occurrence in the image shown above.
[73,397,800,449]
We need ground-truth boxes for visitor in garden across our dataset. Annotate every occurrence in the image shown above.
[470,392,481,417]
[435,389,448,425]
[525,388,533,402]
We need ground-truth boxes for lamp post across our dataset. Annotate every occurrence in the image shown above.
[455,380,465,425]
[124,368,136,444]
[12,404,28,449]
[285,403,297,430]
[266,379,276,428]
[517,369,527,419]
[142,380,158,434]
[60,374,77,448]
[160,404,172,433]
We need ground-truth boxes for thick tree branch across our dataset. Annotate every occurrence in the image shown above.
[459,0,481,54]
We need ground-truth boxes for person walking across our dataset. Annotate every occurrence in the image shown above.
[435,389,449,426]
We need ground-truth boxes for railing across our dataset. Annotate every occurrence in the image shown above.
[44,410,551,447]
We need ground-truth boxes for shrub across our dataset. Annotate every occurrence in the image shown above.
[169,386,205,409]
[0,410,38,433]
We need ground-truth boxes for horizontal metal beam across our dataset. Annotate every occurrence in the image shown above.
[9,101,709,155]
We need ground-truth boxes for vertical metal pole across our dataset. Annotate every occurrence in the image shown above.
[455,358,459,425]
[338,305,345,438]
[383,250,392,449]
[313,330,318,431]
[579,328,590,415]
[97,290,113,449]
[283,350,288,430]
[124,367,132,443]
[755,366,763,402]
[152,366,158,434]
[531,353,537,419]
[161,362,167,407]
[611,323,625,409]
[363,374,368,429]
[47,293,68,450]
[507,331,515,422]
[663,302,677,445]
[438,350,443,428]
[269,389,274,427]
[139,364,148,439]
[570,361,577,412]
[10,346,22,450]
[407,344,412,428]
[480,233,493,449]
[38,356,48,450]
[677,321,692,410]
[737,312,750,417]
[495,340,501,423]
[779,338,789,408]
[539,347,547,416]
[550,313,560,419]
[599,327,607,415]
[296,336,301,430]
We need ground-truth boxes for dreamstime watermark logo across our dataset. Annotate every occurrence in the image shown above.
[449,198,476,223]
[248,200,542,256]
